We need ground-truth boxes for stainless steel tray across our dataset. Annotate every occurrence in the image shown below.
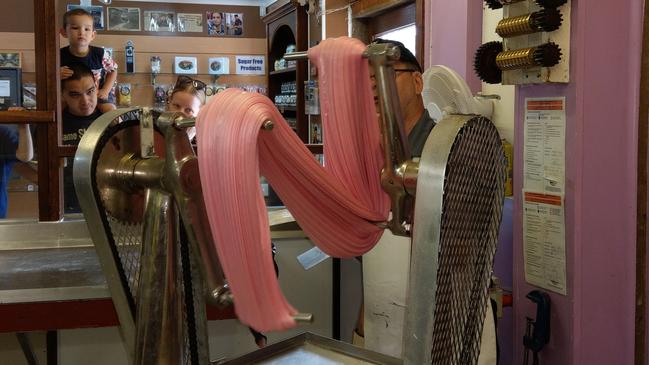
[219,332,402,365]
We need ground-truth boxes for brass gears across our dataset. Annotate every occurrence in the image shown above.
[474,41,504,84]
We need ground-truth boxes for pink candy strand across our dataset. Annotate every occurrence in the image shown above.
[196,37,389,333]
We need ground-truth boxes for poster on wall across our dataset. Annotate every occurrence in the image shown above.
[108,7,141,31]
[206,12,226,36]
[235,56,264,75]
[177,13,203,32]
[523,97,566,195]
[522,97,567,295]
[174,56,198,74]
[225,13,243,36]
[66,5,104,30]
[0,52,21,68]
[522,190,567,295]
[208,57,229,75]
[144,11,176,32]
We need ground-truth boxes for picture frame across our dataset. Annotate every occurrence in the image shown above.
[144,11,176,32]
[208,57,229,75]
[174,56,198,74]
[225,13,243,36]
[66,4,105,30]
[206,12,226,36]
[22,83,36,110]
[0,52,21,68]
[108,7,141,31]
[177,13,203,33]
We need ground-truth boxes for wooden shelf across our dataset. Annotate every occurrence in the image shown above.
[307,144,323,154]
[270,67,297,75]
[265,2,308,144]
[276,105,297,111]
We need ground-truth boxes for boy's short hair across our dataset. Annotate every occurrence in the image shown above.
[373,38,422,73]
[63,8,94,29]
[61,63,95,90]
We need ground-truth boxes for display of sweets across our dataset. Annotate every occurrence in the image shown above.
[273,94,296,106]
[280,81,296,94]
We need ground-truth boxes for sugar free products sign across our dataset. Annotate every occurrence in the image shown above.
[236,56,265,75]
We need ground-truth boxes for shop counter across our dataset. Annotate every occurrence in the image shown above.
[0,211,303,333]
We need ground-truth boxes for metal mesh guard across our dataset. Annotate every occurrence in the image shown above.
[75,110,203,364]
[430,116,506,364]
[107,215,143,302]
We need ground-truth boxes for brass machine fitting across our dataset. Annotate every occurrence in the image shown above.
[496,8,563,38]
[495,42,562,71]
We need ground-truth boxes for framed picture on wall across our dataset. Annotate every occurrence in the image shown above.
[206,12,226,36]
[174,56,198,74]
[208,57,229,75]
[177,13,203,33]
[225,13,243,36]
[144,11,176,32]
[66,4,105,30]
[0,52,21,68]
[108,7,141,31]
[103,47,114,60]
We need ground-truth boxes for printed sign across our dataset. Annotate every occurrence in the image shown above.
[235,56,265,75]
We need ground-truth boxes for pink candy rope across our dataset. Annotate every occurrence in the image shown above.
[196,37,389,332]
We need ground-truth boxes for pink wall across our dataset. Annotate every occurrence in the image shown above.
[424,0,482,92]
[512,1,643,364]
[425,0,643,361]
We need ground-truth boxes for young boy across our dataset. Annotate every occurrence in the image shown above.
[60,8,118,113]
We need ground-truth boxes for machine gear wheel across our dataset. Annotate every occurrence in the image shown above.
[484,0,503,10]
[533,42,562,67]
[531,8,563,32]
[474,41,503,84]
[94,116,165,224]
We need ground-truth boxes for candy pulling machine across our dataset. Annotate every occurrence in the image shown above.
[73,42,506,365]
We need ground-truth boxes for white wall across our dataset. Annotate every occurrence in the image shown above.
[481,6,515,144]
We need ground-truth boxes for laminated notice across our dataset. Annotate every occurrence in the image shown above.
[523,190,567,295]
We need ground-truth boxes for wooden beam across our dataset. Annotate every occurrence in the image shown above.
[58,146,77,158]
[352,0,412,19]
[34,0,62,221]
[415,0,424,68]
[0,110,55,124]
[635,1,649,363]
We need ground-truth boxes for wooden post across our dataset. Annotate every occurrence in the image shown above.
[33,0,62,221]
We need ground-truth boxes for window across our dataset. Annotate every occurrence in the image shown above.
[375,24,417,57]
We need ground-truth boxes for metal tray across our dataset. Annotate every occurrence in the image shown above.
[218,332,402,365]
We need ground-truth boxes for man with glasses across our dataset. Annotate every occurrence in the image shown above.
[372,38,435,157]
[364,39,497,364]
[356,39,436,352]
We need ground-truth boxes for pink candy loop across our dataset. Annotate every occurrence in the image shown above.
[196,37,389,333]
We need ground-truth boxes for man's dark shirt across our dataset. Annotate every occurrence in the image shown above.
[62,108,102,213]
[408,110,436,158]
